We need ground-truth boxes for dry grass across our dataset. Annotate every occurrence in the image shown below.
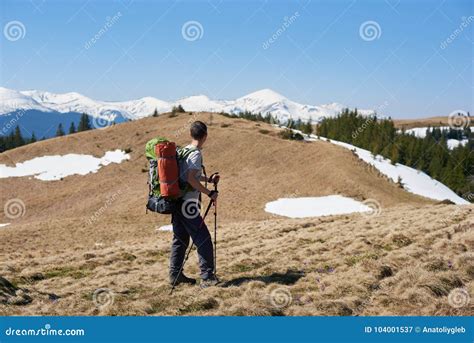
[0,112,471,316]
[0,205,472,316]
[393,116,451,129]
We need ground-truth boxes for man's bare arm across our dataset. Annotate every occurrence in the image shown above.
[188,169,210,196]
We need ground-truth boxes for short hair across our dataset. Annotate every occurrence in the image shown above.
[190,121,207,140]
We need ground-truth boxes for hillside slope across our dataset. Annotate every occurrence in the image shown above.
[0,112,428,228]
[0,204,472,316]
[1,112,471,316]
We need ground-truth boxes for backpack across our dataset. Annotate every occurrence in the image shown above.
[145,137,198,214]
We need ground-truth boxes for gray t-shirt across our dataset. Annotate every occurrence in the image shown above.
[179,145,202,201]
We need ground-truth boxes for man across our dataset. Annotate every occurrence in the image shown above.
[170,121,220,288]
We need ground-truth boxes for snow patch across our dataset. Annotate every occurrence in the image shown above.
[0,223,11,228]
[447,139,468,150]
[0,149,130,181]
[308,134,469,205]
[403,126,451,138]
[402,127,470,150]
[265,195,372,218]
[156,224,173,232]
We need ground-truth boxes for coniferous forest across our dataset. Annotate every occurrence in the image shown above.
[317,109,473,201]
[0,113,92,153]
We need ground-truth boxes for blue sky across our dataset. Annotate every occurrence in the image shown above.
[0,0,472,118]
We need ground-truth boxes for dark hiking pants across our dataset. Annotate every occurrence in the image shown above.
[169,200,214,280]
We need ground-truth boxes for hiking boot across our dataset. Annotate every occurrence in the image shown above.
[200,275,219,289]
[169,273,196,286]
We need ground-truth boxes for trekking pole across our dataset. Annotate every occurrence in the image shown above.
[207,172,219,278]
[169,200,214,295]
[213,182,218,278]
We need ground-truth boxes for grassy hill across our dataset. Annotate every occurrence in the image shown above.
[393,116,456,129]
[0,112,471,316]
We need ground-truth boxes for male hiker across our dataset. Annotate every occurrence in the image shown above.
[170,121,220,288]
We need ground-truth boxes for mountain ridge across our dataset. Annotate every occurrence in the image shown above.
[0,86,374,123]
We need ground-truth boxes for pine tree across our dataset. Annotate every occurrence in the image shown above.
[172,105,185,113]
[287,118,295,129]
[0,136,5,152]
[302,120,313,135]
[56,123,65,137]
[428,154,443,179]
[390,144,400,164]
[152,108,158,117]
[264,112,273,124]
[78,113,92,132]
[7,131,15,150]
[295,118,302,131]
[13,126,25,147]
[30,132,37,143]
[69,122,76,134]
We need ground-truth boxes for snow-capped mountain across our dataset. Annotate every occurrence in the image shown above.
[1,87,373,120]
[0,88,53,114]
[177,95,226,114]
[0,86,374,137]
[228,89,374,122]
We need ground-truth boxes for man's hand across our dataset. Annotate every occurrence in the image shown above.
[209,174,220,185]
[208,190,218,202]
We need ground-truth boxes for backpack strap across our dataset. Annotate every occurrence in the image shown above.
[177,146,205,196]
[202,164,207,187]
[200,164,207,207]
[178,145,198,160]
[148,159,158,196]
